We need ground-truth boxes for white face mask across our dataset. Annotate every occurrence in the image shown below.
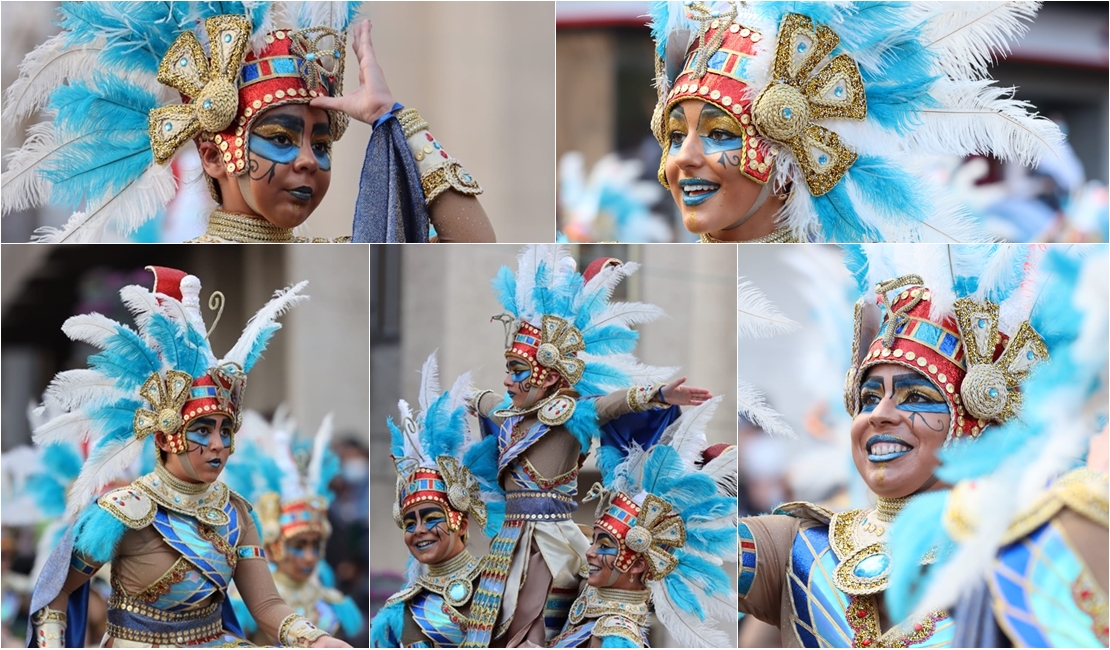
[341,459,368,483]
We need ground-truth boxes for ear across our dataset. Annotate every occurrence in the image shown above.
[153,432,173,454]
[627,555,648,576]
[197,140,227,179]
[541,371,562,390]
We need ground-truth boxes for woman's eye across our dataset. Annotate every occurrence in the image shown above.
[312,142,329,153]
[708,129,733,140]
[270,134,292,146]
[669,131,686,144]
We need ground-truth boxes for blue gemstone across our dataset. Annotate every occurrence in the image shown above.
[835,86,845,97]
[782,107,792,119]
[306,52,316,61]
[174,496,181,503]
[853,553,890,578]
[819,154,829,165]
[223,33,233,43]
[152,481,159,486]
[1026,350,1035,360]
[797,42,807,53]
[334,50,341,58]
[978,319,987,328]
[179,57,188,67]
[203,99,212,110]
[989,387,999,398]
[448,583,467,601]
[164,123,173,132]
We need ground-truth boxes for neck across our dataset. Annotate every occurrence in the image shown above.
[154,461,209,494]
[426,548,474,576]
[207,209,294,243]
[874,495,914,523]
[595,586,649,603]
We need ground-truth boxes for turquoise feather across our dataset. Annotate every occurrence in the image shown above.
[72,502,129,564]
[369,600,404,648]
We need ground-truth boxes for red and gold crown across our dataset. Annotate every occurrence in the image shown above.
[149,15,348,174]
[278,495,331,540]
[504,315,586,389]
[846,279,1047,442]
[593,491,685,581]
[395,467,466,533]
[132,266,246,455]
[652,8,775,188]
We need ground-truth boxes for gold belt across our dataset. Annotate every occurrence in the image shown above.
[106,618,224,646]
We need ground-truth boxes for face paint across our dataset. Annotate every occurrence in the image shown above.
[403,504,462,565]
[184,422,233,449]
[860,374,948,414]
[274,532,323,582]
[504,359,536,409]
[696,107,746,156]
[249,118,302,166]
[311,123,332,171]
[587,529,623,588]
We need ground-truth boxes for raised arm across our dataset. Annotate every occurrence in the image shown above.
[594,377,712,424]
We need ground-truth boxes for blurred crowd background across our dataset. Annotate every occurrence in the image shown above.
[1,2,555,243]
[556,1,1109,243]
[0,245,371,645]
[370,243,738,646]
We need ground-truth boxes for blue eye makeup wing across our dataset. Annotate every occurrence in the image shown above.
[249,133,299,165]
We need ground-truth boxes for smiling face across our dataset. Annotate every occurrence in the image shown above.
[850,364,951,499]
[274,531,324,582]
[664,99,774,239]
[160,415,233,484]
[586,527,645,589]
[403,504,467,566]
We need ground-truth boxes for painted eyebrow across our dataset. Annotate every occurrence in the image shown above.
[254,113,304,131]
[861,377,885,390]
[668,105,687,122]
[311,122,330,136]
[188,417,219,428]
[698,104,731,121]
[891,374,938,389]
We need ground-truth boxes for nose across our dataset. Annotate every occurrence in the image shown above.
[292,140,319,174]
[503,373,514,388]
[207,434,226,452]
[868,393,900,428]
[673,131,705,170]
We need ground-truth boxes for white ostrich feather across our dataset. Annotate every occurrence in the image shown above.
[272,428,304,501]
[418,352,440,413]
[652,585,732,648]
[283,1,359,32]
[922,1,1039,81]
[587,302,665,331]
[242,0,280,54]
[65,436,144,517]
[42,369,128,413]
[973,245,1029,302]
[396,398,416,461]
[658,396,722,468]
[32,411,96,447]
[445,371,475,431]
[578,352,676,389]
[737,279,800,339]
[31,163,176,243]
[3,33,102,130]
[61,313,135,349]
[118,285,161,330]
[306,413,334,493]
[1,121,59,216]
[221,281,309,367]
[909,78,1061,168]
[579,260,638,310]
[700,445,738,498]
[736,380,795,438]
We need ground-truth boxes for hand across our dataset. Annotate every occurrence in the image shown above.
[311,635,351,648]
[311,20,396,124]
[659,377,711,406]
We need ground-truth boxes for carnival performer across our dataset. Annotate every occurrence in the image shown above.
[885,246,1109,647]
[225,410,364,644]
[551,397,738,648]
[732,244,1102,648]
[647,1,1062,243]
[370,353,500,648]
[462,245,711,647]
[2,2,493,243]
[24,266,350,648]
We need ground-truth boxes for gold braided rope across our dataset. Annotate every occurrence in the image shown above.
[205,210,295,242]
[875,496,913,523]
[700,226,799,243]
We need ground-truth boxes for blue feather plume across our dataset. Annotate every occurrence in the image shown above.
[491,266,517,314]
[813,182,879,243]
[846,156,927,229]
[242,324,280,373]
[840,244,870,294]
[57,2,190,74]
[72,501,129,564]
[334,596,366,636]
[886,490,952,622]
[368,600,405,647]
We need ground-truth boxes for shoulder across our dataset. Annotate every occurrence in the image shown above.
[96,484,156,529]
[593,615,645,647]
[771,500,836,526]
[1001,468,1108,544]
[227,488,254,514]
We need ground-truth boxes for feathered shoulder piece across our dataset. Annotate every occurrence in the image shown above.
[649,1,1061,242]
[491,244,675,397]
[388,352,500,535]
[584,396,737,647]
[32,265,307,517]
[2,1,362,242]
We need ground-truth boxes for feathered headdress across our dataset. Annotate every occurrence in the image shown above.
[886,245,1108,626]
[649,1,1062,242]
[2,1,361,242]
[32,265,307,517]
[388,352,501,536]
[234,407,340,547]
[585,396,738,647]
[842,243,1048,442]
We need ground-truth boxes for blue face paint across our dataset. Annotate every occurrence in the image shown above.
[859,374,948,414]
[859,378,885,413]
[594,545,619,557]
[248,132,299,165]
[311,124,332,171]
[185,423,232,448]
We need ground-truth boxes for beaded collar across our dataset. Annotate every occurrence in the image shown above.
[414,550,480,608]
[135,464,229,520]
[202,210,295,243]
[700,226,800,243]
[568,586,650,625]
[490,391,568,420]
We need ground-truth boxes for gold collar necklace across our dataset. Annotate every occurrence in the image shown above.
[700,226,799,243]
[206,210,295,243]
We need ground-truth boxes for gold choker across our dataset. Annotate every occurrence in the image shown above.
[875,496,913,523]
[427,550,476,578]
[700,226,799,243]
[205,210,295,243]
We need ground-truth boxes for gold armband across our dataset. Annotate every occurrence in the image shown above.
[470,389,495,414]
[32,607,66,648]
[399,108,484,205]
[279,613,327,647]
[627,383,666,412]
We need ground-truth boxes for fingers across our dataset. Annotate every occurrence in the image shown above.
[309,95,344,111]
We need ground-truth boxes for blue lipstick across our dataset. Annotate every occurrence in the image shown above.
[866,434,914,462]
[679,178,720,206]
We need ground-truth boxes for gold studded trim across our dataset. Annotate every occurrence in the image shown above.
[593,614,646,646]
[700,226,800,243]
[421,160,484,205]
[97,486,157,530]
[133,557,194,603]
[133,468,229,519]
[999,468,1109,545]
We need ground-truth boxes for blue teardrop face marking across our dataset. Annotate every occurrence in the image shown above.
[853,553,890,578]
[448,583,467,602]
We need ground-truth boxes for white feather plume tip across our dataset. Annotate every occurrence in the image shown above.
[737,279,800,339]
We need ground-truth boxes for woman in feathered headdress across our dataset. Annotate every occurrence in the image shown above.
[370,352,498,648]
[550,397,737,647]
[734,243,1106,647]
[25,265,350,648]
[462,245,712,647]
[3,2,493,243]
[224,410,364,644]
[648,1,1062,243]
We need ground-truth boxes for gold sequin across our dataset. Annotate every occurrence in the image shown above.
[928,364,937,373]
[881,349,891,357]
[722,96,732,106]
[276,30,285,40]
[710,89,721,100]
[905,352,916,361]
[699,85,709,95]
[741,114,751,124]
[740,28,751,37]
[946,383,955,393]
[252,99,262,109]
[264,93,273,103]
[733,105,743,114]
[235,137,243,147]
[893,349,904,358]
[275,90,285,99]
[730,24,740,33]
[918,357,928,367]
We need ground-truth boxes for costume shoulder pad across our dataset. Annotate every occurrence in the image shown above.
[772,500,835,525]
[228,489,254,512]
[593,615,645,647]
[97,485,156,529]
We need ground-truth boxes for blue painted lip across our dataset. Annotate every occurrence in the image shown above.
[207,459,221,467]
[866,434,913,462]
[287,187,313,201]
[679,178,720,206]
